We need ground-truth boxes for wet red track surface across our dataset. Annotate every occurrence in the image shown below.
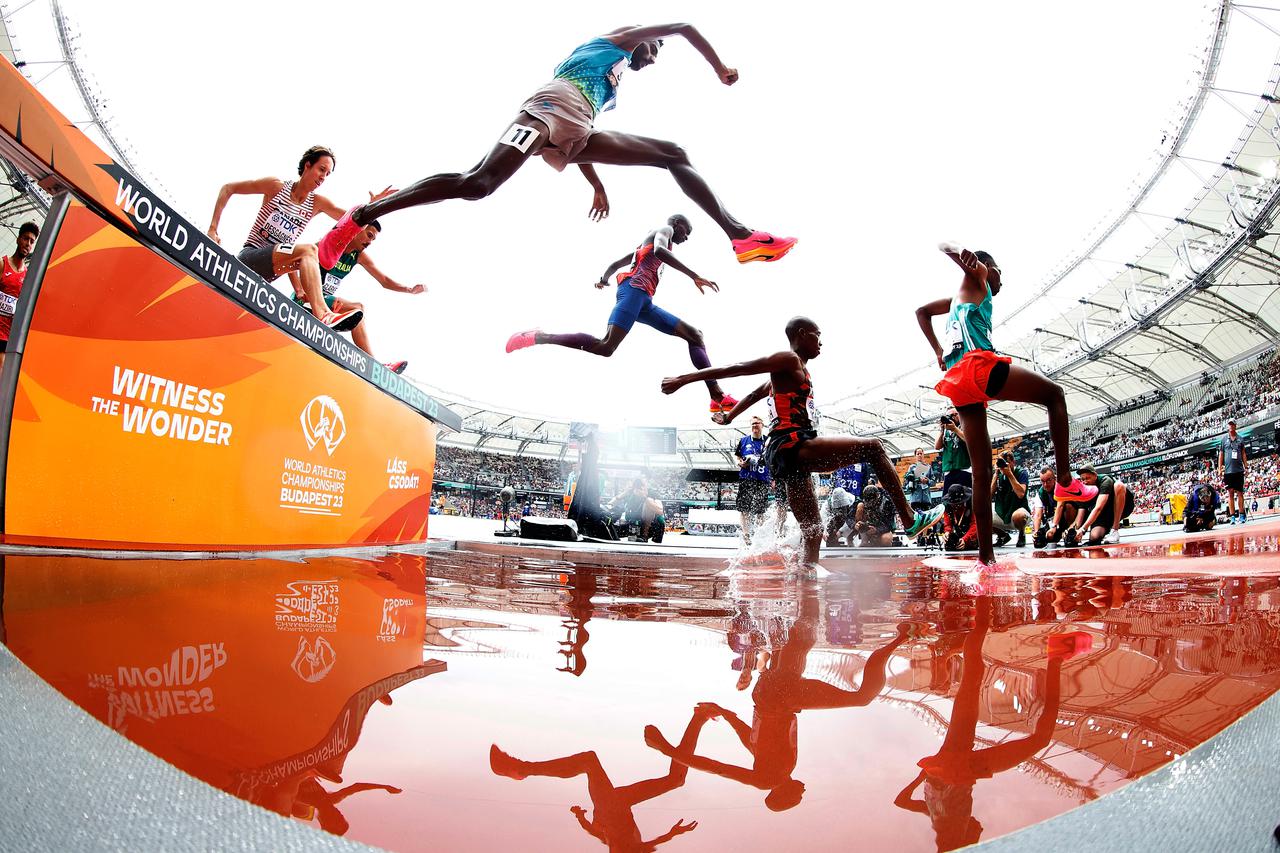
[4,520,1280,851]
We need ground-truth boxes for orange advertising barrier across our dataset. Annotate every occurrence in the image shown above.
[4,200,437,548]
[2,553,443,821]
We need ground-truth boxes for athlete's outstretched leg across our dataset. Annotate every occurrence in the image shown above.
[994,365,1076,487]
[576,131,752,241]
[360,117,546,223]
[671,321,725,400]
[956,405,995,564]
[794,437,917,529]
[784,478,823,565]
[322,117,546,267]
[532,324,630,357]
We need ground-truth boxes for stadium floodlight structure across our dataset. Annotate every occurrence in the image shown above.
[826,0,1280,452]
[0,9,49,253]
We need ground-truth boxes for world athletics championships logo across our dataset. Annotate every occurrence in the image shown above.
[300,395,347,456]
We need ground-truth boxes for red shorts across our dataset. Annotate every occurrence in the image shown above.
[935,350,1011,408]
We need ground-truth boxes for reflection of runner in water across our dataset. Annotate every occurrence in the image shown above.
[507,216,738,413]
[893,596,1085,852]
[646,587,918,811]
[319,25,796,270]
[558,568,597,677]
[240,662,445,836]
[490,712,709,851]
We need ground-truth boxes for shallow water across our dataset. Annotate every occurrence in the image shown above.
[4,523,1280,851]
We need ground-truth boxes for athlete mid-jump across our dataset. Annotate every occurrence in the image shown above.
[507,214,738,412]
[318,24,796,269]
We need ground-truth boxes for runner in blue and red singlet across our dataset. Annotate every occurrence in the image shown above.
[507,214,739,413]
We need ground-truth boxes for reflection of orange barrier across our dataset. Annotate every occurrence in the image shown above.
[2,553,440,803]
[4,201,436,549]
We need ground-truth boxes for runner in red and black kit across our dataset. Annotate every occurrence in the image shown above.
[507,214,738,412]
[661,316,944,568]
[0,220,38,370]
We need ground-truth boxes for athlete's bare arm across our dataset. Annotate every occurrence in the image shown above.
[916,297,952,372]
[596,252,636,289]
[715,381,771,425]
[578,165,609,221]
[1082,491,1110,530]
[604,24,737,84]
[661,350,801,397]
[940,242,989,303]
[207,176,284,244]
[651,226,718,294]
[357,253,426,294]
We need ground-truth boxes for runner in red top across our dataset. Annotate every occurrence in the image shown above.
[0,220,40,369]
[661,316,944,569]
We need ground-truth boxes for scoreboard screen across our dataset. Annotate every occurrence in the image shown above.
[625,426,678,455]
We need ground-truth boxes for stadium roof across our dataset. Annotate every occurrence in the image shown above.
[818,2,1280,453]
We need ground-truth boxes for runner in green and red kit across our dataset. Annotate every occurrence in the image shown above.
[294,221,426,374]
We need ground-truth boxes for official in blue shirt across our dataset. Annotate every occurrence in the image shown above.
[735,416,771,541]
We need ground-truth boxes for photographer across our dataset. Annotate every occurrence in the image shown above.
[991,450,1030,548]
[1032,467,1064,548]
[609,478,666,542]
[941,483,978,552]
[904,447,934,512]
[853,484,896,547]
[1183,477,1220,534]
[935,407,972,492]
[1077,464,1134,546]
[826,481,857,546]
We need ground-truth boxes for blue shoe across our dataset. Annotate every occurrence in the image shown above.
[905,505,945,538]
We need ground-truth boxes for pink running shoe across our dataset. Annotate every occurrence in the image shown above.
[711,393,739,413]
[1054,479,1099,503]
[384,360,408,375]
[505,330,539,353]
[732,231,798,264]
[320,307,363,332]
[318,205,366,269]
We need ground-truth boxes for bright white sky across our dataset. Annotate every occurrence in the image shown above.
[10,1,1250,428]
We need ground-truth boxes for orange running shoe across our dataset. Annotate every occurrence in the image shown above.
[732,231,798,264]
[711,393,739,413]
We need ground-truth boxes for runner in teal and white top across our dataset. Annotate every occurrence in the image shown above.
[915,241,1096,568]
[941,282,995,369]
